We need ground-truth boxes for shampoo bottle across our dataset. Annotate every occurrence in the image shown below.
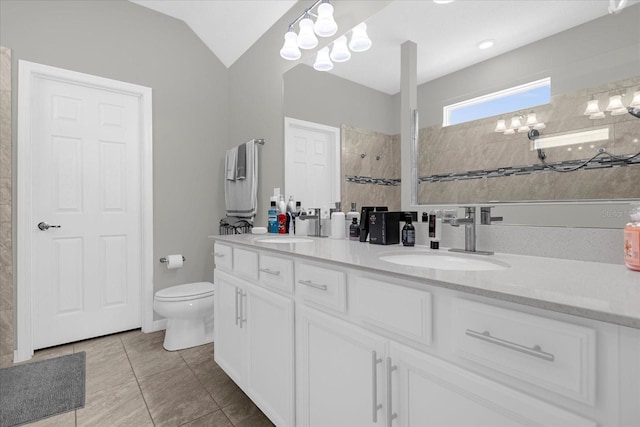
[624,204,640,271]
[349,218,360,241]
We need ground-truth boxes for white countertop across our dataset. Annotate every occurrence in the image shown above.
[209,234,640,329]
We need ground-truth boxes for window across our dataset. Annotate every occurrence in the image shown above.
[443,78,551,127]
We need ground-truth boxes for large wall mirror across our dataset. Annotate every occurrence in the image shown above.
[283,0,640,228]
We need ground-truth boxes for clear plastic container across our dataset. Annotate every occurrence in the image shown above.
[624,203,640,271]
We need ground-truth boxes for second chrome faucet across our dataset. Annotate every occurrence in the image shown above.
[443,206,502,255]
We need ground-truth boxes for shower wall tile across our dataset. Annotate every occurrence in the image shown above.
[0,309,13,356]
[0,46,12,359]
[0,265,12,311]
[418,76,640,204]
[0,47,10,92]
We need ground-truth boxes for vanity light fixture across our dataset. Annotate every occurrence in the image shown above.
[496,111,545,135]
[280,1,372,72]
[583,89,639,119]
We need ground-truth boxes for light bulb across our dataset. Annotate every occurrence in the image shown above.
[583,99,600,115]
[349,23,372,52]
[494,119,506,132]
[605,94,624,111]
[330,36,351,62]
[630,91,640,108]
[313,47,333,71]
[314,2,337,37]
[280,30,301,60]
[297,15,318,49]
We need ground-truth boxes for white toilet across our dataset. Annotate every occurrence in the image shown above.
[153,281,215,351]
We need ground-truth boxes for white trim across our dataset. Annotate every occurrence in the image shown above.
[283,117,341,207]
[16,60,154,362]
[443,77,551,127]
[531,126,610,150]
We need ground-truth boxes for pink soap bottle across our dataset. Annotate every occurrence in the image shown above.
[624,204,640,271]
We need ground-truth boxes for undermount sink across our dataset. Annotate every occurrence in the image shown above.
[379,252,509,271]
[256,237,314,244]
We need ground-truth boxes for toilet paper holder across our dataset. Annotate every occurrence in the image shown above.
[159,255,186,264]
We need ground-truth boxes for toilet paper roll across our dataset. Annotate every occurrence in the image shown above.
[166,254,184,269]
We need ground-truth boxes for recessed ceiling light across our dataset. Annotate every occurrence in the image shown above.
[477,39,495,50]
[433,0,455,4]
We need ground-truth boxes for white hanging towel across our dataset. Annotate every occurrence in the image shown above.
[225,140,258,221]
[225,146,237,181]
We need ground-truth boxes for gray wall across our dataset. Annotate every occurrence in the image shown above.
[283,64,396,135]
[0,0,229,318]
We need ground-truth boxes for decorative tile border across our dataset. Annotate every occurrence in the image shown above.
[345,175,401,186]
[419,155,640,183]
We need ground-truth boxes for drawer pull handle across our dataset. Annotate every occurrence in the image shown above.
[385,357,398,427]
[465,329,555,362]
[298,279,328,291]
[214,252,225,258]
[260,268,281,276]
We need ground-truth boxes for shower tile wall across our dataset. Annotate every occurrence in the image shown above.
[341,124,401,212]
[418,76,640,204]
[0,46,13,364]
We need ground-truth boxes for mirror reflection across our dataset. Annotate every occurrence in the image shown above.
[283,1,640,212]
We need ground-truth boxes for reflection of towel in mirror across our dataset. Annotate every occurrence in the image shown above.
[225,146,237,181]
[225,141,258,221]
[236,142,246,180]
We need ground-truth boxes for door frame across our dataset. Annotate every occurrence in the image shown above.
[15,60,154,362]
[284,117,341,207]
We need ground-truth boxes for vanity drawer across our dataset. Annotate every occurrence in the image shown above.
[452,298,596,405]
[259,254,294,294]
[233,247,258,282]
[213,243,232,272]
[295,261,347,313]
[351,275,432,347]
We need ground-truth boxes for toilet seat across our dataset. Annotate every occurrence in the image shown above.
[155,281,214,302]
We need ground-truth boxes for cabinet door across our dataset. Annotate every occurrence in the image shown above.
[245,285,295,427]
[296,306,388,427]
[213,270,245,385]
[389,343,596,427]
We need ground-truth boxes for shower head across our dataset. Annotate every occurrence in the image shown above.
[628,107,640,119]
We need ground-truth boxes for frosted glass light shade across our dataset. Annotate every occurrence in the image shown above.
[533,122,546,130]
[517,125,530,133]
[583,99,600,115]
[349,23,372,52]
[280,31,301,60]
[298,16,318,49]
[525,113,538,126]
[605,95,624,111]
[314,47,333,71]
[589,112,605,119]
[503,128,515,135]
[314,2,337,37]
[494,119,506,132]
[509,115,522,129]
[330,36,351,62]
[611,107,628,116]
[630,91,640,108]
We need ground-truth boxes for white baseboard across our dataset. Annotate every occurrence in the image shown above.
[149,318,167,332]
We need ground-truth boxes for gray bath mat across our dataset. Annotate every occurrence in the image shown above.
[0,352,86,426]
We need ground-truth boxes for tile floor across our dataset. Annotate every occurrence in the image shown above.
[1,330,274,427]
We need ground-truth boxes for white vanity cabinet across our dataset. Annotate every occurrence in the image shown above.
[296,305,388,427]
[211,238,639,427]
[213,245,295,427]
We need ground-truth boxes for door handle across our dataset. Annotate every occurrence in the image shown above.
[37,222,61,231]
[386,357,398,427]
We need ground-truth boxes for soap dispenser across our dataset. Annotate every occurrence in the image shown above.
[402,215,415,247]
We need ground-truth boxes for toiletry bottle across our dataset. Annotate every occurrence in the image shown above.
[268,201,278,233]
[402,215,415,247]
[346,202,360,236]
[278,195,287,214]
[278,212,287,234]
[428,209,439,249]
[624,204,640,271]
[287,196,295,213]
[349,218,360,241]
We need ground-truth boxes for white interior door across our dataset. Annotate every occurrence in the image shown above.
[284,118,340,212]
[27,67,145,350]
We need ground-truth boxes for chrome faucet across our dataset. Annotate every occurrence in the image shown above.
[306,208,325,237]
[444,206,494,255]
[480,206,503,225]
